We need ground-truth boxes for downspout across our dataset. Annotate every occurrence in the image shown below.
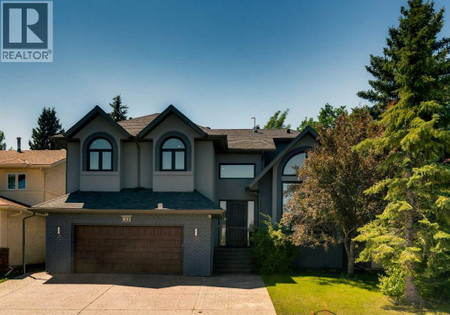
[22,211,36,274]
[135,139,141,188]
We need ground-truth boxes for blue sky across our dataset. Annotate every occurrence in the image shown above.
[0,0,449,149]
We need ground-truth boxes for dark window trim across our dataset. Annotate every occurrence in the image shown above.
[160,137,187,171]
[219,163,256,179]
[282,152,307,176]
[277,146,313,220]
[87,137,113,171]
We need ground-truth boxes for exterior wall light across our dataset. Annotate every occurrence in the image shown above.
[57,226,61,235]
[194,228,198,237]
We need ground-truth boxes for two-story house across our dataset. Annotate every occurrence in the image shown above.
[0,143,66,268]
[33,105,343,276]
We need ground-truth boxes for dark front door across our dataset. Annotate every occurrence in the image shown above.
[74,225,183,274]
[226,201,248,247]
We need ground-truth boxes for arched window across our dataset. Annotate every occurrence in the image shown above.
[161,137,186,171]
[88,138,113,171]
[282,152,306,176]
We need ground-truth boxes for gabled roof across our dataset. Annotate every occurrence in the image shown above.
[137,105,207,138]
[0,196,29,210]
[0,150,66,167]
[65,105,130,138]
[57,104,308,151]
[33,189,222,211]
[247,125,318,189]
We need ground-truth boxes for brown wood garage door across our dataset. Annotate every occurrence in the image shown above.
[74,225,183,274]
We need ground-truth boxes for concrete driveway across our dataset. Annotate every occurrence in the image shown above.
[0,272,276,314]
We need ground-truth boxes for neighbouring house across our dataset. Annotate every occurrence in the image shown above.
[33,105,343,276]
[0,141,66,268]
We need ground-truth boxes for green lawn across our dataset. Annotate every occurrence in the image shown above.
[263,272,449,315]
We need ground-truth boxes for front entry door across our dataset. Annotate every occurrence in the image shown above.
[226,201,248,247]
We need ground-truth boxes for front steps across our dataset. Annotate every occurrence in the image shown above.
[213,247,256,274]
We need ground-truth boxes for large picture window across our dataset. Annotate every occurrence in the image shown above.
[161,137,186,171]
[88,138,113,171]
[219,164,255,179]
[282,152,306,176]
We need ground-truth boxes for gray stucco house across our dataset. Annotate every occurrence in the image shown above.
[33,104,343,276]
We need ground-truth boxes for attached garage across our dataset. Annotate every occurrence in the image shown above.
[74,225,183,274]
[36,190,224,276]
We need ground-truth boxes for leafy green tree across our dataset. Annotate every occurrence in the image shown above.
[283,108,384,276]
[29,107,64,150]
[0,131,6,150]
[264,109,291,129]
[109,95,128,122]
[357,1,449,119]
[355,0,450,304]
[298,103,347,131]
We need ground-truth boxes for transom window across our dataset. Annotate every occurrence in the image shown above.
[282,152,306,176]
[7,173,26,190]
[88,138,113,171]
[219,164,255,179]
[161,137,186,171]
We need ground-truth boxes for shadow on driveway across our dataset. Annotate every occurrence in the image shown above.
[44,272,267,289]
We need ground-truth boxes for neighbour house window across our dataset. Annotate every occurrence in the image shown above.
[219,164,255,179]
[282,152,306,176]
[88,138,113,171]
[161,137,186,171]
[7,174,26,190]
[282,182,301,211]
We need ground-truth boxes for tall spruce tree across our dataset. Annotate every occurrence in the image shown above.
[357,2,449,119]
[355,0,450,304]
[264,109,291,129]
[109,95,128,122]
[0,131,6,150]
[29,107,64,150]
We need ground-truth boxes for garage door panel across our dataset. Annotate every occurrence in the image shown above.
[74,225,183,274]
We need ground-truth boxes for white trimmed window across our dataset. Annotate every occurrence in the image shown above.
[7,173,26,190]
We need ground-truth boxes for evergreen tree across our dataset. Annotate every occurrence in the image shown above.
[355,0,450,304]
[0,131,6,150]
[29,107,64,150]
[264,109,291,129]
[298,103,347,131]
[109,95,128,122]
[357,2,449,119]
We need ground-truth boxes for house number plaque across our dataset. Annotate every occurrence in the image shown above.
[121,215,132,223]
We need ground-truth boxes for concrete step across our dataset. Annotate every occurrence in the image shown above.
[213,247,256,274]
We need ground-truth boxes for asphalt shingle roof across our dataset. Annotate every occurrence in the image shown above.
[0,150,66,167]
[117,113,299,150]
[33,189,222,210]
[0,196,28,209]
[118,113,160,136]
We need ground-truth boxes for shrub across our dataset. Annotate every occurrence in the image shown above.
[378,268,405,304]
[251,214,297,274]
